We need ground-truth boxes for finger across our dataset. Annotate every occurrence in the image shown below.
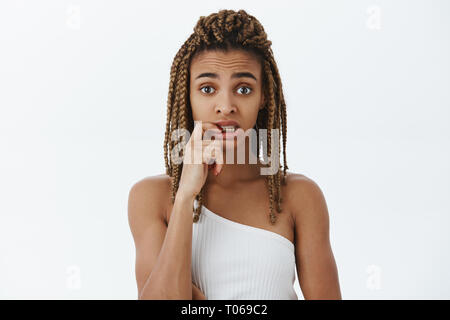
[203,128,222,141]
[202,126,222,142]
[214,163,223,176]
[201,121,222,134]
[212,141,224,164]
[211,143,224,175]
[202,140,223,166]
[193,121,223,141]
[187,122,213,164]
[202,142,217,165]
[191,120,204,143]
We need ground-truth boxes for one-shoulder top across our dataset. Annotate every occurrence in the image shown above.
[191,199,298,300]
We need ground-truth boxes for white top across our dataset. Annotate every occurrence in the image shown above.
[192,199,298,300]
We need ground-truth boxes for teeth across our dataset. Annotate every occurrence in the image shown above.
[221,125,237,132]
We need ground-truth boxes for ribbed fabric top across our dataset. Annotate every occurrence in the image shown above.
[192,199,298,300]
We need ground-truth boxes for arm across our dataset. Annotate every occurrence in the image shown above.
[128,176,196,300]
[289,175,342,300]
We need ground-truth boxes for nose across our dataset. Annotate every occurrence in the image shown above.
[215,92,237,115]
[216,105,236,115]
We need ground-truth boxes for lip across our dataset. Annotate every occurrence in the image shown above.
[213,120,241,130]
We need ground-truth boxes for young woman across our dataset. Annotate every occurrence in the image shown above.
[128,9,342,300]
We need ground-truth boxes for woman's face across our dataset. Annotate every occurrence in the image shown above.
[189,49,265,138]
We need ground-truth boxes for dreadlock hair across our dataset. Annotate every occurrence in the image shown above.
[163,9,288,225]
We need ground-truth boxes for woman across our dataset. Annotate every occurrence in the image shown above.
[128,9,342,300]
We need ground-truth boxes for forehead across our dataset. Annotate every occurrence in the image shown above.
[190,49,261,76]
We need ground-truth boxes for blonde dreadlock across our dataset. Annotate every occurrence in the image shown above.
[163,9,288,225]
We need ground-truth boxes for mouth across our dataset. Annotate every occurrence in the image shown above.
[213,120,241,140]
[216,125,241,140]
[214,120,240,131]
[218,125,239,133]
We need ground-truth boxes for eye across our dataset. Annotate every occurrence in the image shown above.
[200,86,215,94]
[237,86,252,95]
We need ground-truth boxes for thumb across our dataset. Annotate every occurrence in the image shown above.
[214,163,223,176]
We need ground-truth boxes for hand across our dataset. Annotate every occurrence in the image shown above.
[177,121,224,199]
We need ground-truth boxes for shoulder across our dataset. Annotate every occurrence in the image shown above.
[129,173,172,189]
[127,174,173,225]
[283,172,328,225]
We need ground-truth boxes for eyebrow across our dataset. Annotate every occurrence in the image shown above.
[194,72,257,81]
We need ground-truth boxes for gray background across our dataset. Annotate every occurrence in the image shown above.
[0,0,449,299]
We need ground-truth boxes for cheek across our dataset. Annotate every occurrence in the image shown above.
[190,88,217,109]
[189,93,210,120]
[239,109,260,131]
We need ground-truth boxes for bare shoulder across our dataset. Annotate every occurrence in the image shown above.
[127,174,175,299]
[127,174,173,228]
[284,171,323,198]
[283,171,328,224]
[284,172,340,299]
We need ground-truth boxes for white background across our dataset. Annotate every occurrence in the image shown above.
[0,0,449,299]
